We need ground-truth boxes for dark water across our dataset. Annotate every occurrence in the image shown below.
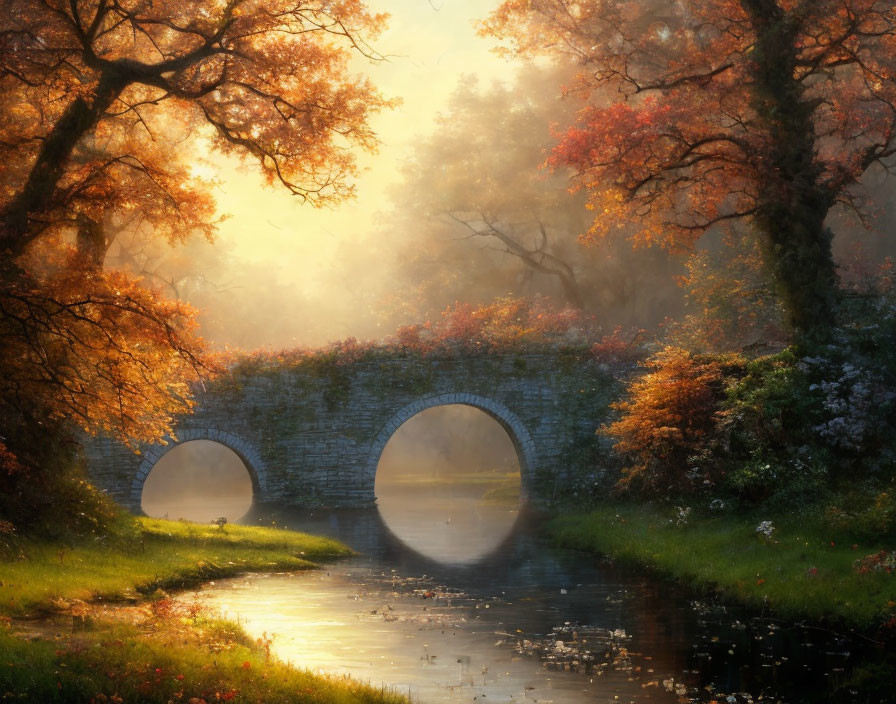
[182,492,893,704]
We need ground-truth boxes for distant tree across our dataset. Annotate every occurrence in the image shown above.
[483,0,896,339]
[383,68,684,327]
[405,73,587,308]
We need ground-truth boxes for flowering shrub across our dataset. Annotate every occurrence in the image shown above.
[755,520,775,539]
[603,307,896,506]
[671,506,692,526]
[802,358,896,452]
[854,550,896,575]
[717,346,884,505]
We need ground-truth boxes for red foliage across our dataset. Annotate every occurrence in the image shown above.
[854,550,896,575]
[483,1,896,333]
[0,439,22,476]
[226,296,610,373]
[590,327,646,366]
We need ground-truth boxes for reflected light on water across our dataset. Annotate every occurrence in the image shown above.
[374,404,521,564]
[141,439,253,523]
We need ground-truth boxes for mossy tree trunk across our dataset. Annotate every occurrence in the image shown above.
[743,0,839,342]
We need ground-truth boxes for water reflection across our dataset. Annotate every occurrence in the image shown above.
[376,485,519,565]
[197,503,889,704]
[373,404,522,564]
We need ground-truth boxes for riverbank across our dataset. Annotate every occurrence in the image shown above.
[0,517,353,617]
[0,517,407,703]
[547,503,896,633]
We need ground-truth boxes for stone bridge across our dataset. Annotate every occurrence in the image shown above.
[85,352,623,511]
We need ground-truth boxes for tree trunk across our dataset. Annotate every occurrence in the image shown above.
[742,1,838,341]
[556,267,584,309]
[0,74,123,260]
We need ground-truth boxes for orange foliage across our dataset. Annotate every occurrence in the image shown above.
[0,1,392,475]
[0,0,393,256]
[0,251,214,453]
[668,234,787,353]
[604,347,727,492]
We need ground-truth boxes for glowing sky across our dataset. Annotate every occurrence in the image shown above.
[205,0,523,295]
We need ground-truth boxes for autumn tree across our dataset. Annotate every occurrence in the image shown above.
[0,0,389,257]
[483,0,896,339]
[0,0,390,507]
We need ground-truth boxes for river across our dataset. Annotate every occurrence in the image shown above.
[182,487,888,704]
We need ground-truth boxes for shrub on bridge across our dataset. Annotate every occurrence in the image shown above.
[224,296,620,375]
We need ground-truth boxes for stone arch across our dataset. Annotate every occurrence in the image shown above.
[364,392,538,502]
[130,428,269,510]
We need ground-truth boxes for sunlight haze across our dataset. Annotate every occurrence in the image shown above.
[209,0,519,297]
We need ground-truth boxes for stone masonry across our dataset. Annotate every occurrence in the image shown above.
[84,352,623,511]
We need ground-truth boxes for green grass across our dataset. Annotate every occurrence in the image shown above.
[0,517,353,618]
[0,517,405,703]
[0,608,406,704]
[548,503,896,629]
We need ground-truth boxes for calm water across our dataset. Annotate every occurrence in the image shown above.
[182,489,891,704]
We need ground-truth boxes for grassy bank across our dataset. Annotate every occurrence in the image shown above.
[0,517,352,617]
[548,503,896,630]
[1,600,406,703]
[0,517,407,703]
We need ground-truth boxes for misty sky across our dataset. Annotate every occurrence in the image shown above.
[202,0,520,298]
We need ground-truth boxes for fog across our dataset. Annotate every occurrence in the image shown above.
[98,2,896,351]
[102,2,689,349]
[141,440,253,523]
[375,405,519,486]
